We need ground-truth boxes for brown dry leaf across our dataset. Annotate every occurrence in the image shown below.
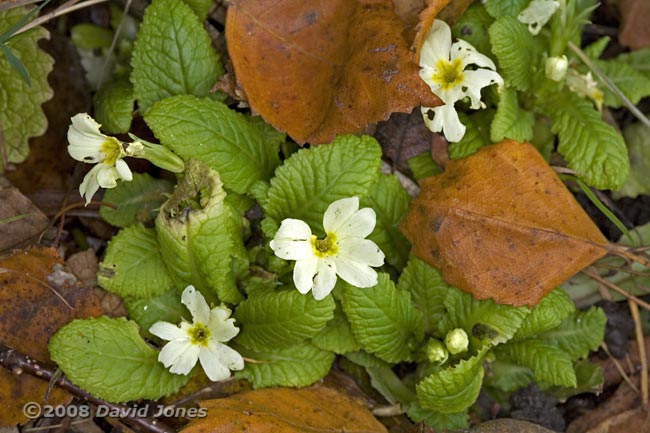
[182,384,388,433]
[226,0,441,145]
[617,0,650,49]
[0,246,103,426]
[0,186,49,253]
[400,139,609,307]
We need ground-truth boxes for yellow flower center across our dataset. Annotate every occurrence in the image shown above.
[311,232,338,258]
[100,137,124,166]
[432,58,464,91]
[188,323,210,346]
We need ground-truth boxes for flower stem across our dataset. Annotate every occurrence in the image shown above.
[14,0,111,36]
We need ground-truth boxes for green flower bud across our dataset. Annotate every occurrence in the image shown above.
[128,133,185,173]
[545,55,568,82]
[423,338,449,364]
[445,328,469,355]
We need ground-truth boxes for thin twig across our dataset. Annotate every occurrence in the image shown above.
[0,344,175,433]
[582,268,650,311]
[14,0,110,36]
[601,342,639,393]
[609,244,650,267]
[628,300,649,408]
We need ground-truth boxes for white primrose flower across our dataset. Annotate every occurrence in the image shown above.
[67,113,143,204]
[566,69,604,110]
[269,197,385,300]
[518,0,560,35]
[149,286,244,382]
[419,20,503,142]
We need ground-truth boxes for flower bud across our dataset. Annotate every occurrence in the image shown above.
[423,338,449,364]
[545,55,568,81]
[445,328,469,355]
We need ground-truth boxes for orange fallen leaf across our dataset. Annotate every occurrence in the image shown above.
[183,385,388,433]
[0,246,103,426]
[226,0,441,145]
[400,140,610,307]
[617,0,650,49]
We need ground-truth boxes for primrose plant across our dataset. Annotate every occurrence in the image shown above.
[46,0,616,430]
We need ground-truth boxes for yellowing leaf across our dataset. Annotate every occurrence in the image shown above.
[225,0,441,145]
[400,140,609,307]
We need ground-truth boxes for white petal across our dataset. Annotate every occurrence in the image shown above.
[215,343,245,371]
[518,0,559,35]
[208,315,240,343]
[79,164,103,205]
[115,158,133,181]
[312,259,337,300]
[198,345,231,381]
[323,197,360,234]
[181,285,211,324]
[335,208,376,239]
[337,238,385,267]
[432,104,466,143]
[270,218,313,260]
[461,69,504,109]
[67,114,108,163]
[333,259,379,288]
[96,164,120,189]
[293,256,319,294]
[419,19,452,68]
[149,321,186,341]
[158,339,199,375]
[451,40,496,71]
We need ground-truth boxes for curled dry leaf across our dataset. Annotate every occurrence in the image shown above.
[400,140,609,307]
[0,246,103,425]
[182,385,388,433]
[226,0,441,145]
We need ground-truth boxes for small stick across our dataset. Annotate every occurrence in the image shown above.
[600,342,639,393]
[582,269,650,311]
[628,300,648,408]
[14,0,110,36]
[0,344,174,433]
[609,244,650,268]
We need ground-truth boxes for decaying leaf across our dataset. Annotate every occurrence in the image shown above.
[617,0,650,49]
[0,246,103,425]
[226,0,441,145]
[0,186,49,253]
[400,140,609,307]
[183,385,388,433]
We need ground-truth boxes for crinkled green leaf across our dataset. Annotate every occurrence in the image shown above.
[616,122,650,198]
[234,289,335,352]
[584,36,610,59]
[155,159,245,304]
[131,0,222,113]
[439,286,529,347]
[416,349,487,414]
[490,86,534,143]
[0,8,53,169]
[547,91,629,190]
[182,0,212,21]
[531,114,555,161]
[484,359,533,392]
[93,77,134,134]
[125,288,187,333]
[538,307,606,360]
[70,23,113,50]
[145,95,281,194]
[617,48,650,80]
[406,153,440,180]
[483,0,528,18]
[407,401,469,430]
[343,350,389,369]
[235,341,334,388]
[263,135,382,236]
[495,339,576,387]
[594,59,650,108]
[514,288,575,339]
[49,317,188,402]
[100,172,174,228]
[452,3,494,56]
[550,360,603,400]
[489,16,536,91]
[360,174,410,270]
[398,256,449,336]
[341,273,424,363]
[448,110,492,159]
[311,302,360,354]
[98,224,174,298]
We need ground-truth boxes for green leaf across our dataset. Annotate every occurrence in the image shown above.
[407,402,469,430]
[616,122,650,198]
[49,317,188,402]
[416,349,486,414]
[343,350,389,369]
[484,359,533,392]
[234,289,335,352]
[311,302,360,354]
[263,135,382,235]
[145,95,281,194]
[584,36,610,59]
[360,174,410,270]
[550,360,603,400]
[100,172,173,228]
[70,23,114,50]
[439,286,529,347]
[448,110,492,159]
[495,339,576,387]
[546,91,629,190]
[538,307,606,360]
[0,8,53,169]
[489,16,536,91]
[484,0,528,18]
[594,59,650,108]
[406,153,440,180]
[398,256,449,336]
[93,77,135,134]
[98,224,174,298]
[235,341,334,388]
[125,288,187,333]
[182,0,212,21]
[452,3,494,56]
[155,159,245,304]
[490,87,534,142]
[617,48,650,80]
[514,288,575,339]
[130,0,222,113]
[341,273,424,363]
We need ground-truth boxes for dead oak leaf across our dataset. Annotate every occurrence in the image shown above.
[400,140,610,307]
[226,0,441,145]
